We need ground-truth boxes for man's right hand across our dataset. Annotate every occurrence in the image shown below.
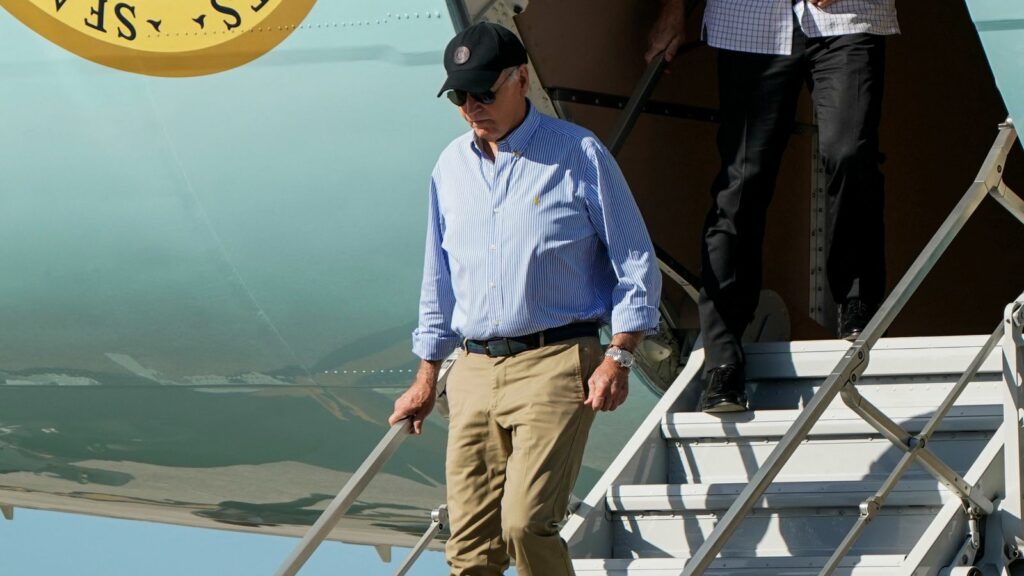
[645,0,686,64]
[388,360,440,435]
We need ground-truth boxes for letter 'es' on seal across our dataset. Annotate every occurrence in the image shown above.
[2,0,318,77]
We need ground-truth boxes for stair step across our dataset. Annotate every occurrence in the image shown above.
[742,337,1001,380]
[608,479,947,558]
[565,336,1003,572]
[662,406,997,484]
[573,555,905,575]
[736,337,1003,410]
[609,503,941,559]
[607,479,954,512]
[662,405,1002,439]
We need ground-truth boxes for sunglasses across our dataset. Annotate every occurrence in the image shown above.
[446,68,516,107]
[447,88,499,107]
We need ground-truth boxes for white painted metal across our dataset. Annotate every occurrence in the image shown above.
[563,345,708,559]
[678,122,1019,576]
[899,428,1005,575]
[566,337,1008,567]
[663,405,1002,439]
[275,355,458,575]
[607,479,955,511]
[568,332,1022,575]
[275,420,411,576]
[663,406,999,486]
[394,505,448,576]
[574,556,906,576]
[1002,299,1024,555]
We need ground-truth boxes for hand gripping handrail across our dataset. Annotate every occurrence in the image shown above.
[681,120,1023,575]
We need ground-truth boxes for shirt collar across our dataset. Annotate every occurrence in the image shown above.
[499,100,541,154]
[469,100,541,157]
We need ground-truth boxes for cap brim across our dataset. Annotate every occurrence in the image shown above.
[436,69,502,97]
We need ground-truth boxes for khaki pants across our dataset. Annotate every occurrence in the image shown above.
[445,336,602,576]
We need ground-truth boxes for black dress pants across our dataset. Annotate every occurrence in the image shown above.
[699,26,887,371]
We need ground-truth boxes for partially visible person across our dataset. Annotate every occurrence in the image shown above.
[648,0,898,412]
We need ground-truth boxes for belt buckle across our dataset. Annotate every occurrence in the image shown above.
[486,338,513,357]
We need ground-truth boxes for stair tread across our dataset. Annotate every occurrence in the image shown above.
[607,479,954,511]
[573,555,906,574]
[738,335,1001,380]
[662,404,1002,439]
[574,555,906,568]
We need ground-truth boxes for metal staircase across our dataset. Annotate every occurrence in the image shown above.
[565,118,1024,575]
[567,337,1009,575]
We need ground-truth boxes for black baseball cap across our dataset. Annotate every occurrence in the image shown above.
[437,22,528,97]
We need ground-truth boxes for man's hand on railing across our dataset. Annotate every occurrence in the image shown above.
[389,359,441,435]
[645,0,686,64]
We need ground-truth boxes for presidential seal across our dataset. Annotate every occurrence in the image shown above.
[453,45,470,65]
[2,0,318,77]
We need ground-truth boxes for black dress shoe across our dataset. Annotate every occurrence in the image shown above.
[838,298,879,341]
[701,364,748,413]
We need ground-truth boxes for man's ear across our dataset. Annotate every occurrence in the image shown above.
[518,65,531,96]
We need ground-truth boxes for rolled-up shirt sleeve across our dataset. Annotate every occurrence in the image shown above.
[581,138,662,334]
[411,174,462,360]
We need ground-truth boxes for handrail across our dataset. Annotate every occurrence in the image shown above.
[605,48,703,303]
[607,50,669,157]
[274,419,411,576]
[681,119,1024,575]
[275,351,459,575]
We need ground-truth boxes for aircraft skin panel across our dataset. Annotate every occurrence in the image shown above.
[0,0,661,548]
[966,0,1024,126]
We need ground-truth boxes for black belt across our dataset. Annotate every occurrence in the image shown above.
[463,322,600,357]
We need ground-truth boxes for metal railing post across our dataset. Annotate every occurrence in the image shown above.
[394,505,448,576]
[1001,299,1024,554]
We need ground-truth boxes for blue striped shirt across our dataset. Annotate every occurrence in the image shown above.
[412,103,662,361]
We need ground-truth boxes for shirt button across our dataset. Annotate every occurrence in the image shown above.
[493,320,501,326]
[489,244,496,251]
[489,282,496,288]
[493,208,499,214]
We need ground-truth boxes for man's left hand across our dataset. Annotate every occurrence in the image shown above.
[807,0,836,8]
[585,357,630,412]
[645,0,686,64]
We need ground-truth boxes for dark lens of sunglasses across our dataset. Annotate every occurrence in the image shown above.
[446,89,497,107]
[447,90,468,106]
[473,91,497,105]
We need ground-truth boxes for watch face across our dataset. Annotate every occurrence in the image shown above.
[606,348,634,367]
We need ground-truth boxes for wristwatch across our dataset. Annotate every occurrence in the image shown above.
[604,346,635,369]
